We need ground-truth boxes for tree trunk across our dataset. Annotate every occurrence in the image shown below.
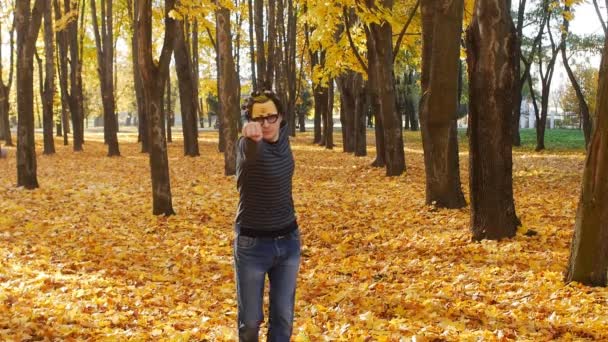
[128,0,148,152]
[370,92,385,167]
[248,0,256,89]
[354,77,367,156]
[191,20,202,127]
[561,4,591,148]
[91,0,120,156]
[535,14,558,152]
[40,4,55,155]
[137,0,176,215]
[365,0,405,176]
[217,4,239,176]
[313,83,328,146]
[466,0,520,241]
[338,74,354,153]
[0,85,11,146]
[325,78,334,149]
[0,17,15,147]
[165,74,172,143]
[66,0,84,151]
[53,0,69,146]
[174,21,200,156]
[254,0,266,87]
[419,0,466,208]
[16,0,46,189]
[565,36,608,286]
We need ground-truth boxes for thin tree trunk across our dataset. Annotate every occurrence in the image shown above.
[91,0,120,156]
[174,21,200,156]
[66,0,84,151]
[0,16,15,147]
[561,4,591,148]
[565,36,608,286]
[40,4,55,155]
[16,0,46,189]
[248,0,256,89]
[216,4,239,176]
[419,0,466,208]
[466,0,520,241]
[54,0,70,146]
[137,0,176,215]
[254,0,266,86]
[325,78,334,149]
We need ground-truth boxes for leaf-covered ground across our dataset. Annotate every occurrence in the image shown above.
[1,130,607,341]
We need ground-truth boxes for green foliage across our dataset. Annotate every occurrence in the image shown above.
[295,86,313,119]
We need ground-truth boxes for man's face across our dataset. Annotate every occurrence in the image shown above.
[251,101,281,142]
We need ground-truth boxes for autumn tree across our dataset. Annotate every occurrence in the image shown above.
[533,1,560,151]
[364,0,405,176]
[67,0,85,151]
[565,33,608,286]
[559,6,603,147]
[16,0,45,189]
[91,0,120,156]
[216,0,239,176]
[466,0,520,240]
[174,17,200,157]
[36,0,55,155]
[419,0,465,208]
[53,0,69,146]
[559,65,598,122]
[136,0,177,215]
[0,4,15,147]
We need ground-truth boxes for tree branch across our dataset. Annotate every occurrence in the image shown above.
[343,6,367,74]
[392,0,419,63]
[592,0,607,34]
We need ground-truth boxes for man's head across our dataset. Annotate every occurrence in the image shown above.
[245,90,284,142]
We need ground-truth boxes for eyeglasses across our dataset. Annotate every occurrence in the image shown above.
[251,114,279,125]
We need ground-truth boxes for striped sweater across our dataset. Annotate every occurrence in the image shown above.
[235,122,296,232]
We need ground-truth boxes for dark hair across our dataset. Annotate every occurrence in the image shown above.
[244,88,284,120]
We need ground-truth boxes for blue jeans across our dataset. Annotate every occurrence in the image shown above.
[233,229,301,342]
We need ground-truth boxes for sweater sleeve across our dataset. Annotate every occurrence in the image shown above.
[237,136,259,165]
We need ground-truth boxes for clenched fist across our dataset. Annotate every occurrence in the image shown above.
[242,121,263,142]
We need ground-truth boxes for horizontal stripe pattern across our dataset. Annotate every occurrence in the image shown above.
[235,122,295,231]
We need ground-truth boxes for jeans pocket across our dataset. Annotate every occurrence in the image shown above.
[237,235,257,249]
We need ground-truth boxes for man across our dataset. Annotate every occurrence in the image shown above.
[234,90,301,341]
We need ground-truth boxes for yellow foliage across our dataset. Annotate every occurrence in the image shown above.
[0,131,605,340]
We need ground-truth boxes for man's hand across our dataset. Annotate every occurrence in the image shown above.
[242,121,262,142]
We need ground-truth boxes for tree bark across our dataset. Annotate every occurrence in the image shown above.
[248,0,256,89]
[325,78,334,149]
[466,0,520,241]
[53,0,69,146]
[66,0,84,151]
[535,12,558,152]
[365,0,405,176]
[419,0,466,208]
[137,0,176,215]
[565,36,608,286]
[16,0,46,189]
[174,21,200,156]
[0,17,15,146]
[216,4,239,176]
[165,73,172,143]
[91,0,120,156]
[40,4,55,155]
[254,0,266,86]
